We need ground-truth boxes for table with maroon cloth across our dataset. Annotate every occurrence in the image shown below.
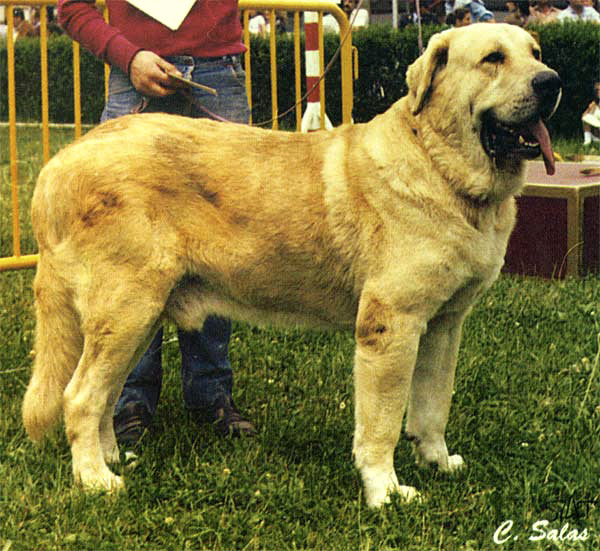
[503,161,600,278]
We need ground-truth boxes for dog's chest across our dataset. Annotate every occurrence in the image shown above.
[230,252,360,327]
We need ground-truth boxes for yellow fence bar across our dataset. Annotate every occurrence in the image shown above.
[242,10,253,125]
[73,40,82,139]
[103,4,110,100]
[1,0,106,271]
[0,255,39,271]
[6,6,20,259]
[268,9,278,130]
[293,11,302,130]
[40,6,50,163]
[318,12,326,130]
[1,0,353,272]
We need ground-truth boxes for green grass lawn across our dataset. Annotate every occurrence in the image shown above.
[0,127,599,550]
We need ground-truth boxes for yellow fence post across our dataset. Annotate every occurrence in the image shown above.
[6,5,21,259]
[293,11,302,131]
[103,4,110,102]
[40,5,50,164]
[243,9,253,125]
[268,9,279,130]
[73,41,82,139]
[317,12,326,130]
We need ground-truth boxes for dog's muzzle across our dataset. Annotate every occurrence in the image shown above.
[481,70,562,176]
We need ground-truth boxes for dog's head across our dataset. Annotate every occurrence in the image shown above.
[407,24,561,181]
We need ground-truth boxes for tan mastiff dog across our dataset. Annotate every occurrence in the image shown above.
[23,24,561,507]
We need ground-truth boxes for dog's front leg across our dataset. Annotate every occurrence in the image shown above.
[405,311,467,473]
[352,295,424,508]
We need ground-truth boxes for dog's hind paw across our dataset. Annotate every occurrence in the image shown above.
[445,454,465,472]
[412,438,465,474]
[76,467,125,494]
[397,484,421,503]
[102,444,121,465]
[420,452,465,473]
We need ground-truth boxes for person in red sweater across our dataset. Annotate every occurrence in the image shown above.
[57,0,255,449]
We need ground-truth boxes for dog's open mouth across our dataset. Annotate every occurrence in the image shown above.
[481,114,555,175]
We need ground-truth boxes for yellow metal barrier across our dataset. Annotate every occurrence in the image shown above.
[0,0,353,272]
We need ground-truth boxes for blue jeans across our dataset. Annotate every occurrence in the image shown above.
[101,55,250,123]
[107,55,250,420]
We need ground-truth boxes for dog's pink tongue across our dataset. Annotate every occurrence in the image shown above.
[528,119,555,175]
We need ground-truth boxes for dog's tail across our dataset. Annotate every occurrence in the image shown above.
[22,254,83,441]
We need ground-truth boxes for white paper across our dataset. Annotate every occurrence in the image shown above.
[126,0,195,31]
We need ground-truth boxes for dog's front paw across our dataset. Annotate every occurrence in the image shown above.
[361,467,421,508]
[366,482,421,508]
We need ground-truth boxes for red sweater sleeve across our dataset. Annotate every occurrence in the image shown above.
[57,0,142,74]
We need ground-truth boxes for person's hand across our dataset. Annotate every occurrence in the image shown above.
[129,50,184,97]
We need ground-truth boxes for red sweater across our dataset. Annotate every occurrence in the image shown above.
[57,0,245,75]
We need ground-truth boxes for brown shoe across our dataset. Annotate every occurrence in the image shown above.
[113,401,152,447]
[192,397,256,437]
[213,399,256,437]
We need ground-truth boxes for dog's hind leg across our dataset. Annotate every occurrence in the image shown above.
[63,286,166,492]
[65,344,131,491]
[98,321,162,466]
[23,255,83,442]
[405,311,466,473]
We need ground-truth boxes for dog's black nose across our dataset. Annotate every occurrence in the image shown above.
[532,71,562,116]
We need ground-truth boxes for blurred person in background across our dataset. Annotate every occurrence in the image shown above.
[13,8,36,39]
[447,7,473,25]
[247,9,268,36]
[323,0,369,33]
[582,81,600,146]
[529,0,561,23]
[504,0,531,25]
[446,0,495,23]
[557,0,600,21]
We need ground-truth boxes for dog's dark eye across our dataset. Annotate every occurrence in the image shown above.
[482,51,504,64]
[532,49,541,61]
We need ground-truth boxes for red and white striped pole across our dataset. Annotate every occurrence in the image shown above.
[301,11,332,132]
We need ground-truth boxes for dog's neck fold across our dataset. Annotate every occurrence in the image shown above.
[410,107,525,208]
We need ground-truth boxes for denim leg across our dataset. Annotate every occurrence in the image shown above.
[101,67,145,122]
[115,328,163,418]
[167,55,247,416]
[111,57,249,422]
[182,56,250,123]
[179,317,233,416]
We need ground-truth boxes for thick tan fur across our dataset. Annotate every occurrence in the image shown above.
[23,25,559,506]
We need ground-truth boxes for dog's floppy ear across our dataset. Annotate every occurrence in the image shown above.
[406,32,450,116]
